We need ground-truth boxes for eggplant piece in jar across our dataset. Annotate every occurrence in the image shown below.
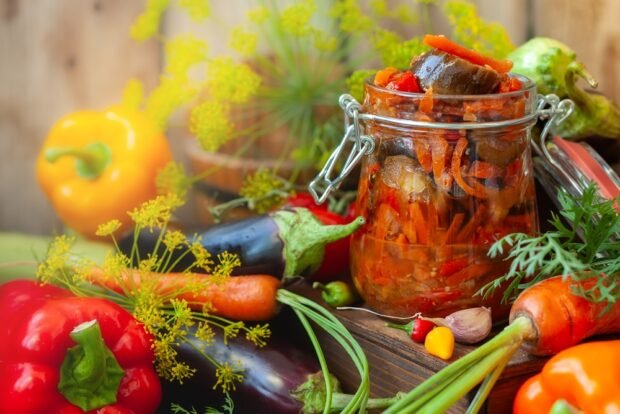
[410,50,502,95]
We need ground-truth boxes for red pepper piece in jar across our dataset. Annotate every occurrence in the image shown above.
[0,280,161,414]
[386,71,422,93]
[437,258,469,278]
[387,318,436,343]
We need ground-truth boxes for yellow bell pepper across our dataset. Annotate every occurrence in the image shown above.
[36,105,173,238]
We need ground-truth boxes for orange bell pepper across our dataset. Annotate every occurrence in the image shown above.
[513,340,620,414]
[36,105,173,238]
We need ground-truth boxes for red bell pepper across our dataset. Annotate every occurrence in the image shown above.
[284,193,357,282]
[0,280,161,414]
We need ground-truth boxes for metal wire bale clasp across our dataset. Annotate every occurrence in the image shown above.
[531,94,578,192]
[309,94,375,204]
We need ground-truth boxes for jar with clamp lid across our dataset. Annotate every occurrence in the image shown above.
[310,76,573,320]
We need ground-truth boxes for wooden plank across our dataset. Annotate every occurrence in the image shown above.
[294,285,547,414]
[532,0,620,104]
[0,0,161,234]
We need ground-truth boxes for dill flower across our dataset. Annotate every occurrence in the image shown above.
[163,230,188,253]
[205,57,261,104]
[178,0,211,22]
[212,252,241,281]
[238,168,289,214]
[195,321,216,347]
[229,26,258,57]
[130,0,169,41]
[128,194,184,230]
[280,0,316,37]
[443,0,514,58]
[95,219,123,237]
[247,6,268,24]
[346,69,376,102]
[312,30,339,52]
[245,324,271,348]
[189,100,234,152]
[165,34,209,78]
[101,252,131,280]
[139,256,160,273]
[145,76,197,130]
[36,235,74,284]
[214,362,244,393]
[170,298,195,329]
[189,240,214,272]
[370,0,417,24]
[371,28,404,65]
[223,321,245,344]
[330,0,374,34]
[121,79,144,110]
[381,37,429,69]
[169,361,197,383]
[156,161,194,200]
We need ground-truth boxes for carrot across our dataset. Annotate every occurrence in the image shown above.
[87,267,281,321]
[423,34,513,74]
[509,277,620,356]
[374,66,399,87]
[384,276,620,414]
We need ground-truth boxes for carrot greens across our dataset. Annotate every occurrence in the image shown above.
[480,184,620,307]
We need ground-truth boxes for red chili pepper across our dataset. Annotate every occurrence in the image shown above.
[386,71,422,93]
[0,280,161,414]
[387,318,436,343]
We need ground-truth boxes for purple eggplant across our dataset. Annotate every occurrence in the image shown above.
[410,49,501,95]
[156,309,320,414]
[119,207,364,282]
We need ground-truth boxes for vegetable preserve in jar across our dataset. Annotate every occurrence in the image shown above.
[348,76,539,320]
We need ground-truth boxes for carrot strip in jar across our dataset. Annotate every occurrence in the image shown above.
[409,202,430,245]
[420,87,434,113]
[443,213,465,245]
[414,139,433,173]
[430,135,450,187]
[456,204,488,242]
[452,137,489,198]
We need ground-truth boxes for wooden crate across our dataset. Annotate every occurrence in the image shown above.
[297,287,547,414]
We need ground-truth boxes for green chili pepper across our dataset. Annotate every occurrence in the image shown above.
[312,281,359,307]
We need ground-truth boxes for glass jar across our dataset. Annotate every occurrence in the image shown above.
[310,76,573,320]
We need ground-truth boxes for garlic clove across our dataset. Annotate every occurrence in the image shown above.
[421,307,492,344]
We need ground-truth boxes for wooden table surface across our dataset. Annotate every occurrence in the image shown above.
[294,284,548,414]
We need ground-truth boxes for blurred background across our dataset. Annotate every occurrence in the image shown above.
[1,0,619,236]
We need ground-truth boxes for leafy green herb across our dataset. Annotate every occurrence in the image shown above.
[170,393,234,414]
[480,184,620,308]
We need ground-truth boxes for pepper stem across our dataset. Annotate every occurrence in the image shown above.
[386,321,413,335]
[45,142,112,179]
[58,320,125,411]
[273,207,365,281]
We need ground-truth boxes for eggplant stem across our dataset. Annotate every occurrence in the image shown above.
[290,307,333,414]
[277,290,370,414]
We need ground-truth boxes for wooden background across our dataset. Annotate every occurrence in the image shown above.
[1,0,619,235]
